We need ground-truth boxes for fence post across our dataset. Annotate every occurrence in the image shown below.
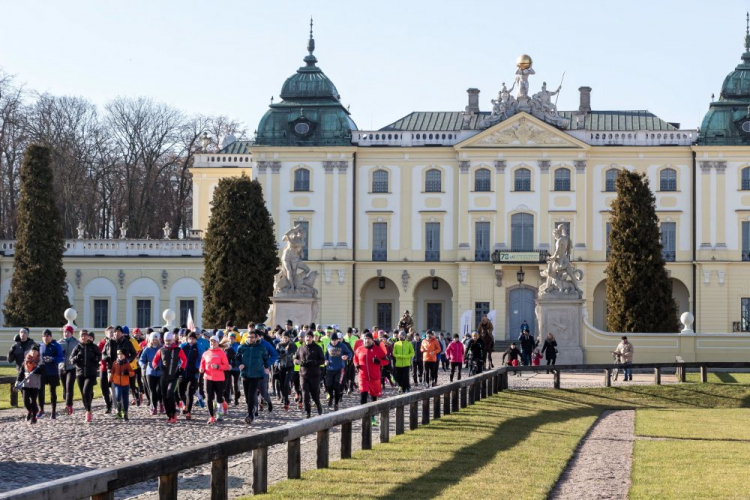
[443,391,451,415]
[460,386,468,408]
[422,398,430,425]
[487,376,494,396]
[468,383,475,405]
[700,364,707,383]
[10,384,18,407]
[409,401,419,430]
[654,367,661,385]
[288,438,301,478]
[92,493,114,500]
[210,457,228,500]
[317,429,330,469]
[395,406,405,435]
[362,415,372,450]
[433,395,441,419]
[604,368,611,387]
[340,422,352,459]
[481,379,488,398]
[252,446,268,494]
[553,370,561,389]
[158,472,178,500]
[452,388,459,412]
[380,409,390,443]
[679,364,686,383]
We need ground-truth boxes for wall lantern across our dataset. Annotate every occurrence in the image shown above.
[432,278,439,290]
[378,277,386,289]
[517,266,525,285]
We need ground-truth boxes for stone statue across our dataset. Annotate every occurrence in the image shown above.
[119,221,128,239]
[530,81,569,128]
[274,224,318,297]
[539,224,584,298]
[76,221,85,240]
[489,82,517,123]
[515,66,535,99]
[162,222,171,240]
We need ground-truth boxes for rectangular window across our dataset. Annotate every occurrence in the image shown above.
[660,222,676,262]
[606,223,612,260]
[475,302,490,329]
[94,299,108,329]
[427,303,442,331]
[743,222,750,262]
[475,221,490,261]
[376,303,392,331]
[372,222,387,261]
[425,222,440,261]
[742,298,750,332]
[179,300,195,328]
[136,300,152,329]
[298,221,309,260]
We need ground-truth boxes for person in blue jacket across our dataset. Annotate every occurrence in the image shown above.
[139,333,163,415]
[37,329,64,419]
[324,333,352,411]
[254,330,278,414]
[237,330,270,425]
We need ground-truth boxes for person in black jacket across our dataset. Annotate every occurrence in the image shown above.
[541,332,558,373]
[102,326,136,370]
[502,342,522,376]
[276,332,298,411]
[178,332,201,419]
[466,332,486,375]
[69,330,101,422]
[8,328,37,383]
[294,332,325,418]
[518,330,537,366]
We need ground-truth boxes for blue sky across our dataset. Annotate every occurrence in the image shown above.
[1,1,747,133]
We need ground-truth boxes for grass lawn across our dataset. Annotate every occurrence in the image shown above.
[0,366,103,411]
[685,372,750,384]
[0,366,16,377]
[254,383,750,500]
[631,406,750,499]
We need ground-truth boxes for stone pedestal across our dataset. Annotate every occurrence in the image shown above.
[535,296,585,364]
[269,296,318,328]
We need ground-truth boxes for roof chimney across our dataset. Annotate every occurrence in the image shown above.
[466,88,480,114]
[578,86,592,114]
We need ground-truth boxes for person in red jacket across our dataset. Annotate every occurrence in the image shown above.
[353,332,387,414]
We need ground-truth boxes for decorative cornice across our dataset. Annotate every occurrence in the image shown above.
[323,161,336,174]
[574,160,586,173]
[714,161,727,174]
[459,161,471,174]
[336,161,348,173]
[494,160,506,174]
[699,161,712,174]
[270,161,282,174]
[539,160,551,173]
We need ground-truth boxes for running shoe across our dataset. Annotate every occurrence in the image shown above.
[333,404,339,411]
[114,410,122,419]
[105,407,112,414]
[222,401,228,413]
[151,407,157,416]
[85,412,92,422]
[51,412,57,420]
[267,401,273,413]
[123,413,129,421]
[66,405,73,415]
[185,412,191,420]
[159,404,165,414]
[207,416,216,425]
[244,415,253,425]
[36,411,45,419]
[371,416,377,426]
[197,395,205,408]
[167,416,177,424]
[131,398,137,406]
[284,404,289,411]
[30,417,37,425]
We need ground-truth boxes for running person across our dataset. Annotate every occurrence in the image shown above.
[152,332,187,423]
[70,330,101,422]
[200,335,230,424]
[354,332,386,424]
[237,330,269,425]
[275,332,297,411]
[294,332,325,418]
[446,334,465,381]
[59,325,79,415]
[324,333,352,411]
[179,332,201,419]
[139,332,162,415]
[392,331,414,393]
[421,331,441,387]
[37,329,64,419]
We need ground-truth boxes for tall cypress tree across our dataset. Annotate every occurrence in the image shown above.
[202,174,278,327]
[605,170,679,333]
[4,144,70,326]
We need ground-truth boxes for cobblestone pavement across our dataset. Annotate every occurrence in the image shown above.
[0,367,674,498]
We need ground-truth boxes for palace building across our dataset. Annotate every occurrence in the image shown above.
[3,26,750,339]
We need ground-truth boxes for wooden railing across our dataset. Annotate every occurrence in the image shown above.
[2,360,749,500]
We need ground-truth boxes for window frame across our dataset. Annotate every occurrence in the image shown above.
[510,213,534,251]
[136,299,152,329]
[93,299,109,329]
[742,167,750,190]
[605,169,619,192]
[372,169,389,193]
[475,221,490,261]
[659,168,677,192]
[179,299,195,328]
[474,168,491,192]
[425,168,442,193]
[553,168,571,191]
[514,168,531,192]
[372,222,388,261]
[293,168,310,192]
[660,221,676,262]
[425,222,441,262]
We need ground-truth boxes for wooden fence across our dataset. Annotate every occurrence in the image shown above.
[1,360,749,500]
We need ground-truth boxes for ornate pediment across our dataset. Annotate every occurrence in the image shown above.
[457,114,587,149]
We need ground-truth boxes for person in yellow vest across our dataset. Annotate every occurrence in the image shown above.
[392,330,415,393]
[292,332,304,409]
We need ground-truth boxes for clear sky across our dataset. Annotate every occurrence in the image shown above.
[1,0,748,133]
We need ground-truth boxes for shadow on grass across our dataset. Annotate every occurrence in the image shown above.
[380,397,600,499]
[715,372,739,384]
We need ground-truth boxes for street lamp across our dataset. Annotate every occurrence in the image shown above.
[517,266,525,285]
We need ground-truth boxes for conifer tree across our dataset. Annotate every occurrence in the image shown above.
[202,174,278,327]
[605,170,679,333]
[4,144,70,326]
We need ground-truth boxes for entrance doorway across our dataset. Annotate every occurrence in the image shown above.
[508,287,536,339]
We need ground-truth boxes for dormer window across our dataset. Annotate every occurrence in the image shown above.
[294,122,310,135]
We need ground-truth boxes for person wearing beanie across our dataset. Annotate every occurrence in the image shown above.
[152,331,187,423]
[446,334,466,382]
[8,327,37,385]
[323,333,352,411]
[392,330,415,393]
[122,327,142,408]
[353,332,387,424]
[178,331,201,420]
[223,332,241,407]
[69,330,101,422]
[294,332,325,418]
[200,335,230,424]
[36,329,64,419]
[98,327,115,414]
[109,349,135,420]
[237,330,270,425]
[139,332,162,415]
[275,331,297,411]
[59,325,79,415]
[102,325,137,410]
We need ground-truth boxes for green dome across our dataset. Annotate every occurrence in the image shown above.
[255,26,356,147]
[698,28,750,146]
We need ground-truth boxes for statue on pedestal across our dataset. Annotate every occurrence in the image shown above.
[162,222,171,240]
[119,221,128,239]
[539,224,584,298]
[274,224,318,297]
[76,221,85,240]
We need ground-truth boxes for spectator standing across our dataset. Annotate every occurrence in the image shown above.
[541,333,558,373]
[613,336,634,381]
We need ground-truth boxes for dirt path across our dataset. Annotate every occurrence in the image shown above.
[548,409,635,500]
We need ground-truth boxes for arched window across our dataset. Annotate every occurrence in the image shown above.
[425,169,441,192]
[514,168,531,191]
[372,169,389,193]
[605,169,619,192]
[660,168,677,191]
[554,168,571,191]
[474,168,491,192]
[293,168,310,192]
[742,167,750,190]
[511,213,534,251]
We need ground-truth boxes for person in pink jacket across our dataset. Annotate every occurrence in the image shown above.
[446,334,465,382]
[199,336,230,424]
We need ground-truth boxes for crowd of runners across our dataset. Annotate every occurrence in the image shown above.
[7,312,498,426]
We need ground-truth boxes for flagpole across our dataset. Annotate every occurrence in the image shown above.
[554,71,566,108]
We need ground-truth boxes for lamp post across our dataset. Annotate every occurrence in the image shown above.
[517,266,525,285]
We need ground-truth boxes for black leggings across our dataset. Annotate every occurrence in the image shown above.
[148,375,161,409]
[424,361,438,385]
[302,375,322,415]
[178,376,198,413]
[223,371,240,403]
[38,374,59,413]
[76,375,96,412]
[62,369,76,407]
[99,371,112,409]
[450,362,463,382]
[411,358,424,383]
[279,367,294,405]
[324,369,344,405]
[206,379,225,418]
[242,377,262,418]
[546,358,557,366]
[160,377,179,418]
[360,392,378,404]
[23,387,39,417]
